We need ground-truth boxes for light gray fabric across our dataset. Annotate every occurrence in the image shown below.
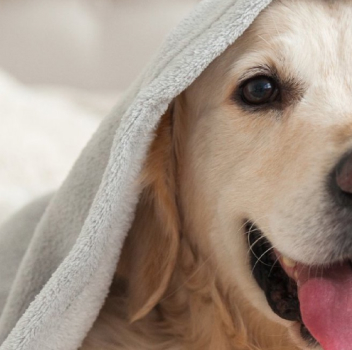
[0,195,52,313]
[0,0,273,349]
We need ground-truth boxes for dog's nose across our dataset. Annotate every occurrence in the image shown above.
[335,153,352,195]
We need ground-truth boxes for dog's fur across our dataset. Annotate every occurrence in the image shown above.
[82,0,352,349]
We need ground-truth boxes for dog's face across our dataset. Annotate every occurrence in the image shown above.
[84,1,352,349]
[178,0,352,348]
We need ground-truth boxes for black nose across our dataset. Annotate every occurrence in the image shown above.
[336,153,352,194]
[333,152,352,205]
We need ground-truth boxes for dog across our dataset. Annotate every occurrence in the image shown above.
[81,0,352,349]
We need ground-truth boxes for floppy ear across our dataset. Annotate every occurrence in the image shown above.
[118,99,184,323]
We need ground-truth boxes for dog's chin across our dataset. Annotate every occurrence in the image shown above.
[245,222,319,348]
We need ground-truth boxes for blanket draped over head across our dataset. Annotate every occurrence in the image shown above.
[0,1,272,349]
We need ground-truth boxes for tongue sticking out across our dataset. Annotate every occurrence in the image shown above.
[296,262,352,350]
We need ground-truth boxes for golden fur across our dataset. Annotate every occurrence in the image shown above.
[82,103,297,350]
[82,0,352,349]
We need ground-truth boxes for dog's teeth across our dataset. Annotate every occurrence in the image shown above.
[282,256,296,268]
[294,270,299,281]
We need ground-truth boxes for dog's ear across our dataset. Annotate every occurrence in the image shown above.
[118,99,184,323]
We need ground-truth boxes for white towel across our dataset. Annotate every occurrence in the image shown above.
[0,1,272,349]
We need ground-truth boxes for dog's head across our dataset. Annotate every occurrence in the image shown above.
[123,1,352,349]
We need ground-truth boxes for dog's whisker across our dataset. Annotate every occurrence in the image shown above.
[251,246,276,273]
[257,34,271,46]
[269,255,281,277]
[242,214,271,236]
[247,234,266,256]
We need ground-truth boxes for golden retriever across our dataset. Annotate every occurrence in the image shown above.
[82,0,352,349]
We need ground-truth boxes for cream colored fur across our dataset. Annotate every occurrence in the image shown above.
[82,0,352,349]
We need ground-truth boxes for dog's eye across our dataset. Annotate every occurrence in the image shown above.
[240,76,279,106]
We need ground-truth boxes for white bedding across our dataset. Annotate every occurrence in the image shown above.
[0,70,118,223]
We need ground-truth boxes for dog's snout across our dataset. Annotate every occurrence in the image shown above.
[336,153,352,194]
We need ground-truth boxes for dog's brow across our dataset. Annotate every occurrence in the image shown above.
[238,65,275,84]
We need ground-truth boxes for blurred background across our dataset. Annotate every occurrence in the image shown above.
[0,0,198,223]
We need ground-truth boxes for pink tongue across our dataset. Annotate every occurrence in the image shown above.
[297,262,352,350]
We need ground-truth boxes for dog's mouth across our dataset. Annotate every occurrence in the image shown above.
[246,222,352,350]
[246,222,316,345]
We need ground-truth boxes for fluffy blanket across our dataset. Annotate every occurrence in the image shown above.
[0,1,272,349]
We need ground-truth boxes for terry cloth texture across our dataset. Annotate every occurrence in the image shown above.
[0,0,272,349]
